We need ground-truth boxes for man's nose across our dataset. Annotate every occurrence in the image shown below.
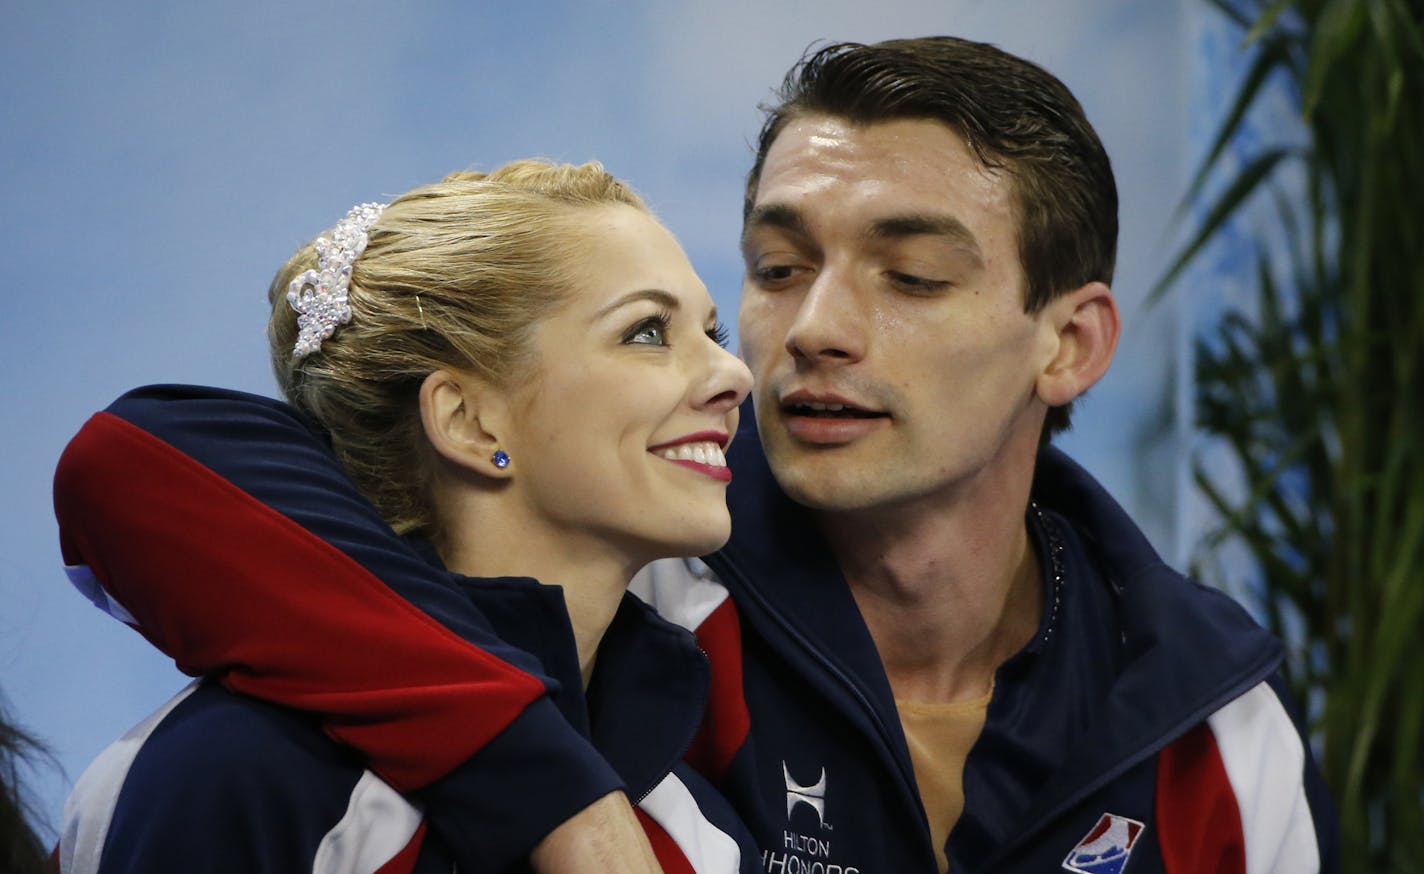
[784,271,866,365]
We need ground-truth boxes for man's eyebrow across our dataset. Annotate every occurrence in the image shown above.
[595,288,678,319]
[744,205,983,263]
[742,203,809,242]
[868,214,982,260]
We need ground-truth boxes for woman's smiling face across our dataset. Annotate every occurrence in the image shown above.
[497,203,752,565]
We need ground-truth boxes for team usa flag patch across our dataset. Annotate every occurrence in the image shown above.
[1062,813,1145,874]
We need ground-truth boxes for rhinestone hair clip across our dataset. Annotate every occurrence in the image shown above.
[287,201,387,358]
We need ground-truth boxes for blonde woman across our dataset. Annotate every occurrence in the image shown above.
[57,161,757,873]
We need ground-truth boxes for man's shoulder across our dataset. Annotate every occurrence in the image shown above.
[1034,447,1270,636]
[1031,448,1283,709]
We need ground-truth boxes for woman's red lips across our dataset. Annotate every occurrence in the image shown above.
[650,432,732,481]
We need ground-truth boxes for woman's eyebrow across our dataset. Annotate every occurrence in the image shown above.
[595,288,679,319]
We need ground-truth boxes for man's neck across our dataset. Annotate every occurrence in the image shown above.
[818,485,1043,707]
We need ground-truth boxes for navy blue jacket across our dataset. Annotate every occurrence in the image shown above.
[55,386,1340,872]
[55,386,757,873]
[62,583,754,872]
[630,408,1341,871]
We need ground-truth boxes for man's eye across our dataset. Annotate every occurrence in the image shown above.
[752,264,800,286]
[888,272,950,292]
[624,315,670,346]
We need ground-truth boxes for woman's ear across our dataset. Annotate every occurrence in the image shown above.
[1035,281,1120,408]
[419,369,514,478]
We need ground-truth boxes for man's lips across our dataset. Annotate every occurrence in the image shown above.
[778,393,888,444]
[779,390,883,414]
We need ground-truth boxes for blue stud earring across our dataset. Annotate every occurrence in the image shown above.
[492,450,511,469]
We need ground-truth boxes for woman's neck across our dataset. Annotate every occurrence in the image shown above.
[438,503,641,688]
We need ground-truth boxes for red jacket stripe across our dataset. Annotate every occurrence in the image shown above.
[636,808,697,874]
[53,412,547,791]
[686,598,751,783]
[1155,721,1247,873]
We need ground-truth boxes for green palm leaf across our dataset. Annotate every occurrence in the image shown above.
[1160,0,1424,868]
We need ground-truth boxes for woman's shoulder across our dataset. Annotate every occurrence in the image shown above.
[63,682,425,872]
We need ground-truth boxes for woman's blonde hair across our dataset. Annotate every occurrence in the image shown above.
[268,159,647,540]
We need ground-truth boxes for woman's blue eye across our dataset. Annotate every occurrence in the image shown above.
[707,322,731,348]
[624,314,671,346]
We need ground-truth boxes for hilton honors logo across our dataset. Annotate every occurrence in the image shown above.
[768,762,859,872]
[783,761,827,826]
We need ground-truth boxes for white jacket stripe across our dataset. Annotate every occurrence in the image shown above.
[60,682,201,873]
[631,557,728,632]
[65,563,138,626]
[1207,680,1321,874]
[61,680,423,874]
[639,773,743,874]
[311,770,424,873]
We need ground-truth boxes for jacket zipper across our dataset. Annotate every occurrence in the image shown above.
[705,552,926,813]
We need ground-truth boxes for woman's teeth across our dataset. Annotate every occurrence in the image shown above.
[655,442,727,467]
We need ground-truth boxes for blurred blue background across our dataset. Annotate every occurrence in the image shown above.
[2,0,1230,837]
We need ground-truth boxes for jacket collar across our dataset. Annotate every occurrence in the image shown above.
[409,539,710,802]
[716,408,1280,708]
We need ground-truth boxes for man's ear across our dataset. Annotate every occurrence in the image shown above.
[419,369,514,478]
[1035,281,1120,408]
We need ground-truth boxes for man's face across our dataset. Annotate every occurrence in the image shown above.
[738,114,1060,515]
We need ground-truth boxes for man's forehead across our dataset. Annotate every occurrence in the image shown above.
[764,114,975,168]
[746,116,1012,243]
